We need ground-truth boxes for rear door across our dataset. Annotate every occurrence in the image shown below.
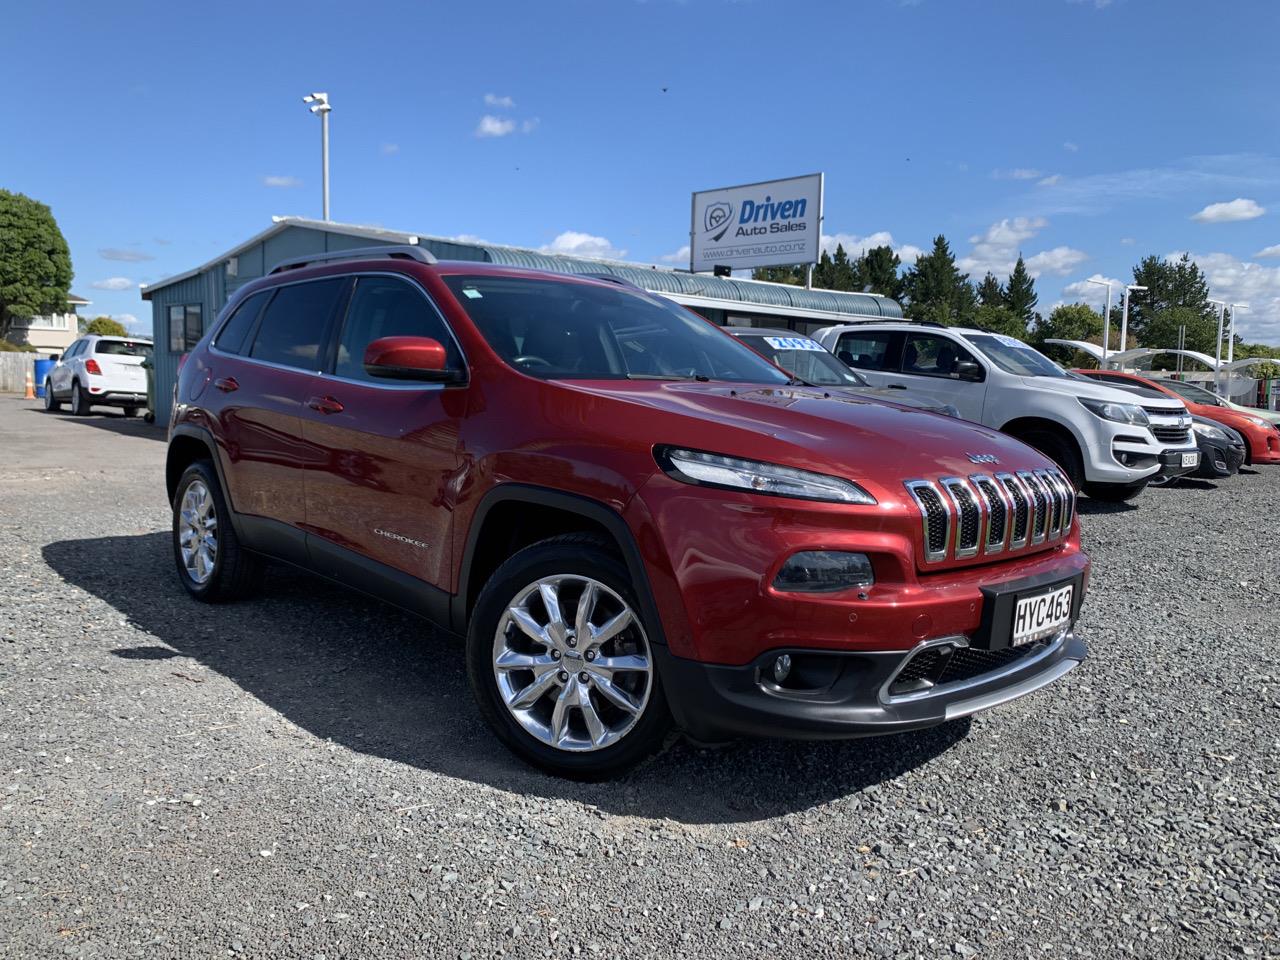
[51,340,82,394]
[299,273,466,592]
[206,278,347,546]
[831,329,902,388]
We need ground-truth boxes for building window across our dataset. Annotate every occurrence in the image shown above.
[168,304,203,352]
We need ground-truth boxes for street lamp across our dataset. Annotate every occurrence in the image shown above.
[1086,278,1113,366]
[1208,299,1226,394]
[1119,285,1146,363]
[1228,303,1248,365]
[302,92,331,220]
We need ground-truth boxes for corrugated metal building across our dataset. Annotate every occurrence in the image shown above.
[140,217,903,420]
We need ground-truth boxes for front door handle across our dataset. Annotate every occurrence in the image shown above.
[307,395,345,415]
[214,376,239,393]
[887,383,907,390]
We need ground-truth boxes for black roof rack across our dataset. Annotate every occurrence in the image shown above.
[268,244,437,275]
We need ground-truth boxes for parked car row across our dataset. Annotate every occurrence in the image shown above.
[145,247,1271,778]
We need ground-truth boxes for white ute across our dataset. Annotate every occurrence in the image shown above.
[815,322,1199,501]
[44,335,152,417]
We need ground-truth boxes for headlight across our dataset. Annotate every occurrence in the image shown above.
[656,447,876,504]
[1078,397,1150,426]
[1193,422,1227,441]
[1246,415,1268,427]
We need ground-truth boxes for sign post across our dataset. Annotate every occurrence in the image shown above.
[689,173,823,276]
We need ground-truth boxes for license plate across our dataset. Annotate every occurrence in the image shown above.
[1181,452,1199,467]
[1012,585,1073,646]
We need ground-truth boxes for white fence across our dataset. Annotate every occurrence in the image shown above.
[0,353,36,393]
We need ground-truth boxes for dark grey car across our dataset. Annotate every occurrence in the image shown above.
[728,328,961,418]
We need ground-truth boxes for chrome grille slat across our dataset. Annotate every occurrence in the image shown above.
[940,477,983,559]
[1036,469,1063,537]
[999,472,1030,549]
[1018,471,1049,544]
[905,480,951,563]
[970,475,1009,555]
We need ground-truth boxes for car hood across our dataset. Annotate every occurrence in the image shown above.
[1019,375,1186,411]
[557,380,1053,487]
[834,385,955,416]
[1225,400,1280,424]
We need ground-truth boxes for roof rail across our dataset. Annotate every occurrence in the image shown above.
[579,272,643,289]
[268,244,437,275]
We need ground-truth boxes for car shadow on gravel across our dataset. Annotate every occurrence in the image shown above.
[43,532,970,824]
[1075,497,1140,515]
[27,407,165,441]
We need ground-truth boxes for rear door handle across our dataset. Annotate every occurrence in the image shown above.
[214,376,239,393]
[887,383,907,390]
[307,395,345,415]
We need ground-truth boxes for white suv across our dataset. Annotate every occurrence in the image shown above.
[44,335,152,417]
[815,323,1199,501]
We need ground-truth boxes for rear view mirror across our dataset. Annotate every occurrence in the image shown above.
[364,336,462,382]
[955,360,984,382]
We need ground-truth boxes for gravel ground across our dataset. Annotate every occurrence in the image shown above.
[1,396,1278,959]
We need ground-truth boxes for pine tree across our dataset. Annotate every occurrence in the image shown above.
[830,244,856,291]
[1128,253,1212,340]
[1003,256,1038,324]
[902,235,975,325]
[977,272,1004,307]
[853,245,903,301]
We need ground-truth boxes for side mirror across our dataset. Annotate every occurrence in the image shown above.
[363,336,462,382]
[955,360,984,382]
[49,354,61,362]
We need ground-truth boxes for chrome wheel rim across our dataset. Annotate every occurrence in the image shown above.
[177,480,218,584]
[493,575,652,753]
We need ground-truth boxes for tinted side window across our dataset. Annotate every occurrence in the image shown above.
[64,340,83,358]
[333,277,460,382]
[215,291,271,355]
[249,279,344,370]
[835,331,895,371]
[902,334,978,378]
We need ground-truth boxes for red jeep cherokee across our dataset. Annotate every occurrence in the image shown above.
[167,247,1089,778]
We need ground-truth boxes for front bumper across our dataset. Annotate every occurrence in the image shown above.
[657,628,1087,742]
[1196,439,1246,478]
[1156,446,1199,479]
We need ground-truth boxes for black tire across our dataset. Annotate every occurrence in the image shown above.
[43,381,60,412]
[171,460,261,602]
[1018,430,1084,490]
[466,534,671,780]
[122,406,138,419]
[1082,480,1147,502]
[69,380,91,416]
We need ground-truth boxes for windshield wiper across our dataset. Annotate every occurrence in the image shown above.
[626,373,712,382]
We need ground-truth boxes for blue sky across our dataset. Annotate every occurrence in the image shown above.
[5,0,1280,341]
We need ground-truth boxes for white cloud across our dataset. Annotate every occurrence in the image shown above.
[659,244,690,264]
[475,115,516,138]
[1063,141,1079,152]
[112,313,143,331]
[449,233,492,245]
[380,143,400,155]
[1120,237,1136,245]
[993,168,1042,180]
[1255,244,1280,258]
[261,175,302,188]
[1025,246,1089,276]
[539,231,626,261]
[91,277,133,291]
[956,216,1088,280]
[1189,252,1280,342]
[1191,197,1265,223]
[1038,174,1062,187]
[1062,273,1125,307]
[99,247,153,263]
[821,231,922,264]
[484,93,515,108]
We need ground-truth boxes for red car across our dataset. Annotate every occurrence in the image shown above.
[166,246,1089,778]
[1074,369,1280,465]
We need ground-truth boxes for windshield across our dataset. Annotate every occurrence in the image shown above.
[443,275,789,384]
[967,333,1068,378]
[94,339,152,358]
[1162,379,1221,405]
[737,334,869,387]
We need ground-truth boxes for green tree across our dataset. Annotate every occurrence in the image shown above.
[1142,305,1219,355]
[0,190,73,338]
[853,245,904,301]
[829,244,856,291]
[1030,303,1105,360]
[977,272,1004,307]
[973,303,1026,339]
[750,264,804,285]
[85,316,127,337]
[901,235,975,325]
[1128,253,1211,340]
[1003,256,1038,324]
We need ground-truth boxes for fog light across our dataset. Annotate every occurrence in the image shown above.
[771,654,792,683]
[773,551,874,593]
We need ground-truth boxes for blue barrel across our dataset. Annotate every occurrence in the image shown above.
[33,358,55,397]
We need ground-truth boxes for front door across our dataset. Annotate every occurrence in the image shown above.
[890,331,988,422]
[299,274,467,593]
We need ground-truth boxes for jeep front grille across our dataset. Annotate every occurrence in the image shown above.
[904,468,1076,565]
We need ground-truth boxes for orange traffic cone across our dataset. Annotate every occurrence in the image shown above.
[23,370,35,400]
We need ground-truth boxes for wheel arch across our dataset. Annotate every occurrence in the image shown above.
[453,485,667,646]
[165,425,248,542]
[1000,416,1086,472]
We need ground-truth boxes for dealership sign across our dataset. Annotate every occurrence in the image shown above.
[690,173,823,274]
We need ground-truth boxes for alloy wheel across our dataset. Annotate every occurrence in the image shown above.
[492,575,653,752]
[177,480,218,584]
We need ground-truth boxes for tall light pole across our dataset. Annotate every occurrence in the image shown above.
[1119,284,1146,364]
[1208,299,1226,393]
[303,92,331,220]
[1226,305,1248,399]
[1086,278,1113,366]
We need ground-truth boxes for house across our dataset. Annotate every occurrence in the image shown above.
[5,294,90,355]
